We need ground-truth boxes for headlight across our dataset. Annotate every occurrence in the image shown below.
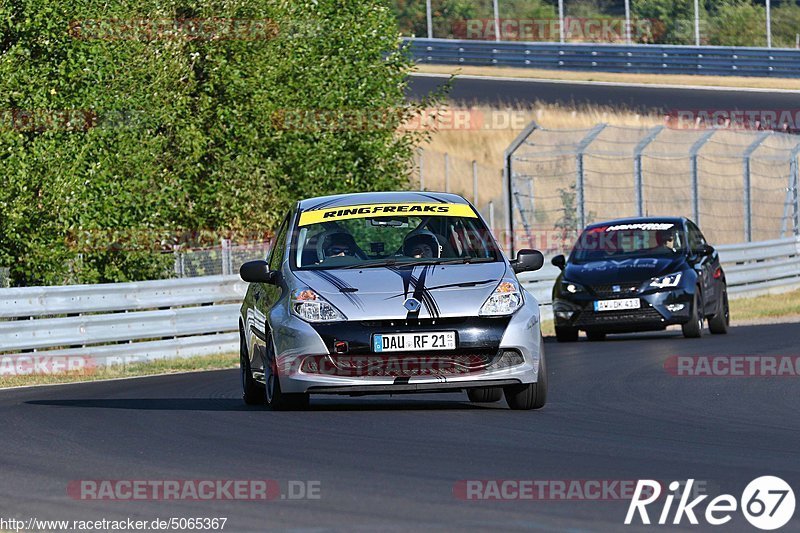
[649,272,683,289]
[479,280,523,316]
[290,288,346,322]
[560,280,586,295]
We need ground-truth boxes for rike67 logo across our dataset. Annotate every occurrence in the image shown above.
[625,477,795,530]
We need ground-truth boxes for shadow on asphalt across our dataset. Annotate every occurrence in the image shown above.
[25,397,502,411]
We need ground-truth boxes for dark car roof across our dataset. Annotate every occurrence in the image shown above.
[297,191,470,211]
[583,216,687,230]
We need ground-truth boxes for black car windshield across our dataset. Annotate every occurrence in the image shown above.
[570,222,685,263]
[291,202,501,270]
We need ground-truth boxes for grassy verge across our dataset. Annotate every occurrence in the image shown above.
[729,289,800,322]
[0,352,238,389]
[415,64,800,91]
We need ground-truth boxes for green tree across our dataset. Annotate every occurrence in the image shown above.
[0,0,429,286]
[708,0,767,46]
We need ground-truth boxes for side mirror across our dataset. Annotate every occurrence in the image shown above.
[551,254,566,270]
[239,260,279,284]
[693,244,714,257]
[511,249,545,274]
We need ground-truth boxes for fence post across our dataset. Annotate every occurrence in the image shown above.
[221,238,231,276]
[472,160,478,206]
[418,148,425,191]
[575,124,607,229]
[633,126,664,217]
[503,120,539,257]
[444,152,450,193]
[743,132,770,242]
[792,143,800,236]
[689,130,715,225]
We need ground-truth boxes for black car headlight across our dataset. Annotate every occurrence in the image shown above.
[649,272,683,290]
[560,280,587,295]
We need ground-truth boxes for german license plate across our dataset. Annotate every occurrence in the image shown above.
[594,298,641,312]
[373,332,456,352]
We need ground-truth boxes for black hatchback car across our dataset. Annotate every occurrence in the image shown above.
[551,217,729,341]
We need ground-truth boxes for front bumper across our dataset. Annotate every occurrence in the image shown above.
[272,297,543,395]
[553,287,694,333]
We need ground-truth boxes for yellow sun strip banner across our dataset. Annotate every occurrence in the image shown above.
[298,203,477,226]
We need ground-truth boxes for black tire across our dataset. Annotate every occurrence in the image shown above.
[240,331,263,406]
[264,335,309,411]
[708,288,729,335]
[555,326,579,343]
[681,291,704,339]
[586,330,606,341]
[504,342,547,410]
[467,387,503,403]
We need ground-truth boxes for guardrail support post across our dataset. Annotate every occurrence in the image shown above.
[575,124,607,229]
[789,142,800,237]
[689,130,716,225]
[743,132,770,242]
[633,126,664,217]
[503,121,539,257]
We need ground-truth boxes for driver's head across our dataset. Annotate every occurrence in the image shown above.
[322,232,356,258]
[656,230,675,248]
[403,231,441,259]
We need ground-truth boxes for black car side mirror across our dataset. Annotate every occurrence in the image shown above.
[240,260,279,284]
[693,244,714,257]
[511,249,545,274]
[551,254,566,270]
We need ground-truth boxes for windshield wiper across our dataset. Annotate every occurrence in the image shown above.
[341,258,398,269]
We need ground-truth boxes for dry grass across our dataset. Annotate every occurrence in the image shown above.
[730,288,800,321]
[416,102,796,245]
[415,64,800,91]
[0,352,238,389]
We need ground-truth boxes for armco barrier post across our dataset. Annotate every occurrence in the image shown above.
[743,132,770,242]
[633,126,664,217]
[791,143,800,236]
[689,130,715,225]
[221,239,231,276]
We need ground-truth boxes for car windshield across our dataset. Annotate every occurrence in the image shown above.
[570,222,684,263]
[291,202,501,270]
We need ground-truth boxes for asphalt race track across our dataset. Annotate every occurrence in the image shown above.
[407,73,800,113]
[1,323,798,531]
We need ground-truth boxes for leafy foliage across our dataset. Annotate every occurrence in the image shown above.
[0,0,428,286]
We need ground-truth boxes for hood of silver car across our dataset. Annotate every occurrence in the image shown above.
[291,262,508,320]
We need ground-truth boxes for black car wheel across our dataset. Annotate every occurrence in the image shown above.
[708,287,729,335]
[467,387,503,403]
[504,342,547,410]
[555,326,579,342]
[681,291,704,339]
[264,334,309,411]
[240,331,263,405]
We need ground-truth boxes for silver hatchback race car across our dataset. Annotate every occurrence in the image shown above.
[238,192,546,410]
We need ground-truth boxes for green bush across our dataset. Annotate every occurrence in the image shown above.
[0,0,429,286]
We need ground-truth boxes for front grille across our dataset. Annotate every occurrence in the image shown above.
[299,350,522,378]
[575,307,664,327]
[590,282,642,298]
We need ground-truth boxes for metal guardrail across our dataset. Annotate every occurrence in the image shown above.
[0,275,247,370]
[405,38,800,78]
[0,235,797,369]
[519,236,800,320]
